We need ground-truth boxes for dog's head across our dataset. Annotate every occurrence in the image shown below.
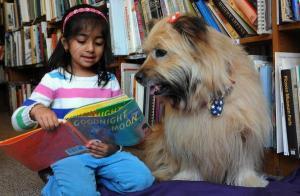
[135,15,243,112]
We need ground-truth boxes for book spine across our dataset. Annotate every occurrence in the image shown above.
[135,0,146,42]
[207,2,240,39]
[190,0,202,17]
[293,66,300,158]
[212,0,248,37]
[149,0,163,19]
[194,0,221,32]
[291,0,300,21]
[281,69,299,158]
[233,0,257,25]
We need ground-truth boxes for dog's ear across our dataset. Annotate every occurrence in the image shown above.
[171,16,208,46]
[148,19,159,32]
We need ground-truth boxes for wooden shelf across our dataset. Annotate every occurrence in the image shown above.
[278,22,300,31]
[263,149,300,176]
[4,63,45,69]
[238,34,273,44]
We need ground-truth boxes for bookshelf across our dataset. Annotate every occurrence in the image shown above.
[278,21,300,31]
[257,0,300,177]
[238,34,272,44]
[0,0,300,177]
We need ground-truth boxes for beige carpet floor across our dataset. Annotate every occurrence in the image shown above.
[0,112,43,196]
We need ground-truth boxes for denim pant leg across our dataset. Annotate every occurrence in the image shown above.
[41,154,100,196]
[95,151,155,193]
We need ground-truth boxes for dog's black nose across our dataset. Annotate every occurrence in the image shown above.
[135,71,144,84]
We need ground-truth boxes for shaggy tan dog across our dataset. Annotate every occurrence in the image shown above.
[134,15,271,187]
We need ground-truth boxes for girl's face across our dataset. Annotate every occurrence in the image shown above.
[63,26,105,76]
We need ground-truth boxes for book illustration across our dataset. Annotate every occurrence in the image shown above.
[0,95,150,171]
[68,98,151,146]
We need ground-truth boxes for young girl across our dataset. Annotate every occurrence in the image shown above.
[11,4,154,196]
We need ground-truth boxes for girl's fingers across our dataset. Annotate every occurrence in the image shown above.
[89,149,105,158]
[51,115,60,128]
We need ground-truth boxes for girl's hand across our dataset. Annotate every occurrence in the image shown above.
[86,139,119,158]
[30,104,60,131]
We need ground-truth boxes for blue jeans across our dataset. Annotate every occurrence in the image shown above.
[41,151,154,196]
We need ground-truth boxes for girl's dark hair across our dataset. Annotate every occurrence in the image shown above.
[48,4,113,87]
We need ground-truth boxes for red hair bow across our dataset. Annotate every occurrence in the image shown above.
[167,12,181,23]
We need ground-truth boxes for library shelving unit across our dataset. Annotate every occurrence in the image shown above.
[1,0,300,177]
[238,1,300,177]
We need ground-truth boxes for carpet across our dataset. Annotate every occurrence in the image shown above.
[0,112,43,196]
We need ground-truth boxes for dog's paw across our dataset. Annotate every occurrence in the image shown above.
[172,170,203,181]
[235,170,269,187]
[239,176,269,187]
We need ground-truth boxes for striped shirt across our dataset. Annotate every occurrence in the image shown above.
[11,68,121,131]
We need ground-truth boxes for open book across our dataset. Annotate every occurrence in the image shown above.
[0,95,150,171]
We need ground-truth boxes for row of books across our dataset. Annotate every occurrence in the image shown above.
[3,0,105,31]
[8,82,35,112]
[120,62,164,126]
[250,52,300,159]
[4,22,61,67]
[249,55,274,149]
[108,0,271,56]
[278,0,300,23]
[275,52,300,159]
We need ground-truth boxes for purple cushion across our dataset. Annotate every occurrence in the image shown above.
[99,167,300,196]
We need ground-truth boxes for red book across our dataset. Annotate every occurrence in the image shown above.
[0,95,149,171]
[0,122,88,171]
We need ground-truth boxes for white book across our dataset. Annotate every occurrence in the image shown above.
[275,52,300,155]
[17,0,30,23]
[136,81,145,113]
[257,0,272,34]
[4,2,16,31]
[124,0,137,54]
[108,0,129,55]
[45,0,53,21]
[46,38,53,61]
[131,1,142,53]
[23,26,32,65]
[120,63,140,97]
[26,83,32,98]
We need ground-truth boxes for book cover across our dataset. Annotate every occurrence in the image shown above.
[68,98,150,146]
[0,122,88,171]
[0,95,150,171]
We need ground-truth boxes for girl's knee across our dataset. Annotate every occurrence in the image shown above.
[42,175,100,196]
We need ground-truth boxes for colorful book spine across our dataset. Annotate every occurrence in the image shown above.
[259,65,273,148]
[194,0,221,32]
[232,0,257,25]
[291,0,300,21]
[212,0,248,37]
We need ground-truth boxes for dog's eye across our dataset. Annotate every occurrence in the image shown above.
[155,49,167,58]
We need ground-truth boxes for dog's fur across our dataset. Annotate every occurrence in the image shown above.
[134,16,271,187]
